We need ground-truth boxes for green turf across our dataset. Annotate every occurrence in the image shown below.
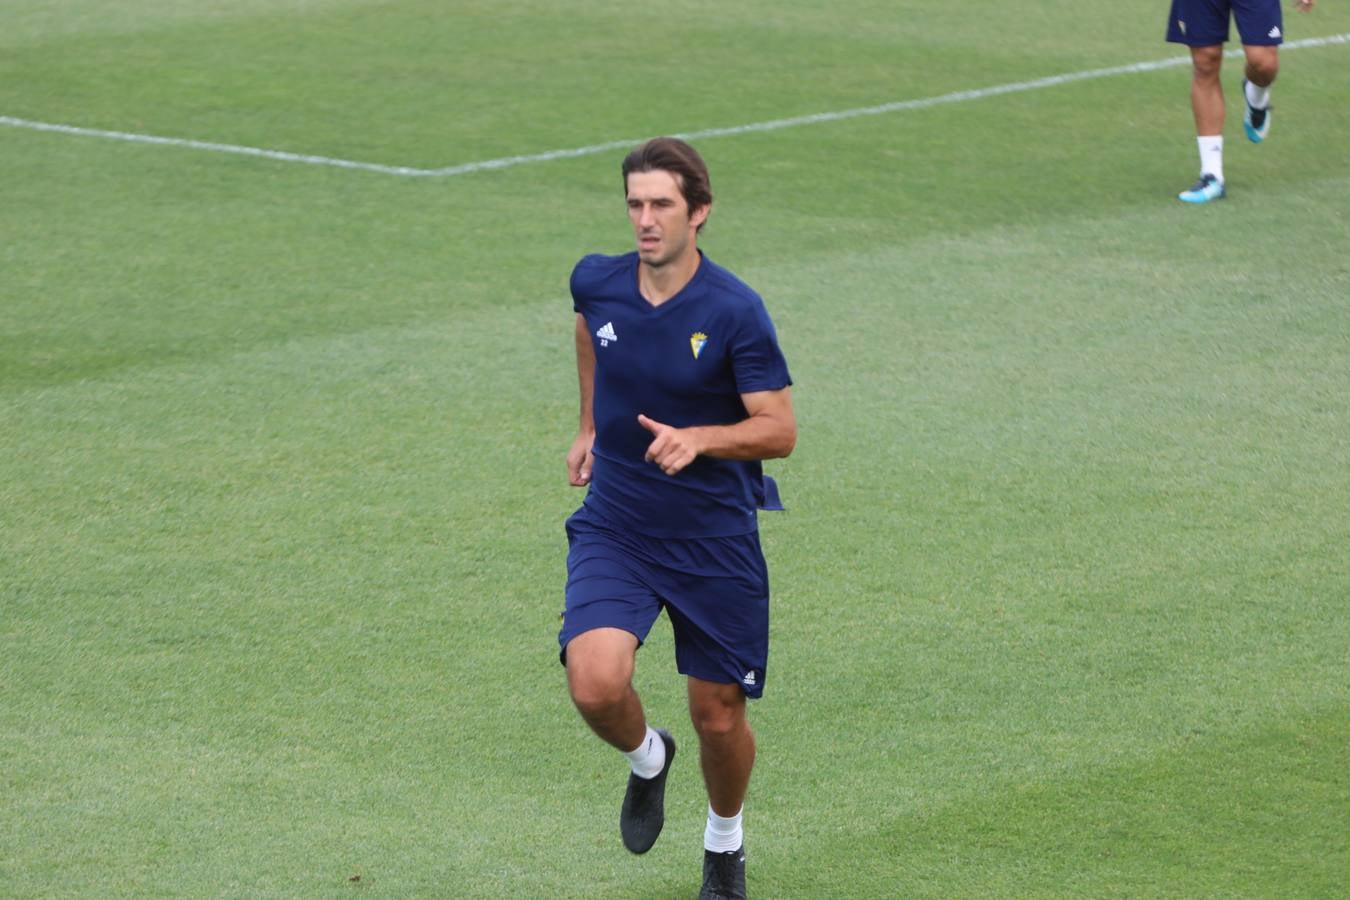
[2,1,1348,896]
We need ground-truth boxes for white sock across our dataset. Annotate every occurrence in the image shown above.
[704,805,743,853]
[1197,135,1224,183]
[1245,80,1271,110]
[622,726,666,779]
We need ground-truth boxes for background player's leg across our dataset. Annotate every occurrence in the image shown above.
[1243,43,1279,89]
[1241,44,1280,142]
[1180,44,1227,201]
[1242,44,1278,116]
[1189,44,1225,138]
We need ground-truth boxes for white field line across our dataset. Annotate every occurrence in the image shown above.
[3,33,1347,178]
[0,117,434,176]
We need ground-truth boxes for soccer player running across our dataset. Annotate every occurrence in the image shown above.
[1169,0,1316,204]
[559,137,795,900]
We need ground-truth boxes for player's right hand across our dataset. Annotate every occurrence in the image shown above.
[567,431,594,486]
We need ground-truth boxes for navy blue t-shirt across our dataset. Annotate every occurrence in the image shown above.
[572,251,792,538]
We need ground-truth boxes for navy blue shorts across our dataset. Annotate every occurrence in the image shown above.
[558,505,770,698]
[1166,0,1284,46]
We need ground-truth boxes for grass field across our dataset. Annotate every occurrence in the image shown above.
[3,1,1348,896]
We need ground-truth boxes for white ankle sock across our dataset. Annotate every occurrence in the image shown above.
[704,805,743,853]
[622,726,666,779]
[1245,80,1271,110]
[1197,135,1224,183]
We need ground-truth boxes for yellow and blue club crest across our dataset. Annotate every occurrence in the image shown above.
[690,331,708,359]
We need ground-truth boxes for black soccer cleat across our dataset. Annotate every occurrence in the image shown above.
[699,846,747,899]
[619,728,676,854]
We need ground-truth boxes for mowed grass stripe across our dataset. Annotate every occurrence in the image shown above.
[0,1,1169,163]
[5,26,1346,390]
[8,174,1346,571]
[9,181,1345,740]
[4,34,1347,176]
[750,706,1350,898]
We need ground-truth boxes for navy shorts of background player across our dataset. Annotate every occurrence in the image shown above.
[1167,0,1284,46]
[558,250,792,698]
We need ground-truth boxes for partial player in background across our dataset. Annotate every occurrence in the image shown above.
[1167,0,1317,203]
[560,137,795,900]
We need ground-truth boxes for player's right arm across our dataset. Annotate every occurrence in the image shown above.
[567,313,596,486]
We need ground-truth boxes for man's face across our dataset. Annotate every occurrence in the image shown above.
[626,169,708,269]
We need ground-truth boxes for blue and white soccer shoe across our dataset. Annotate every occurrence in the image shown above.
[1242,79,1271,143]
[1178,173,1225,204]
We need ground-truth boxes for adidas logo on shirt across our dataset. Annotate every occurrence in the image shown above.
[1268,26,1281,39]
[596,321,618,347]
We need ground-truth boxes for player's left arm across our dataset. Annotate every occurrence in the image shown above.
[637,387,796,476]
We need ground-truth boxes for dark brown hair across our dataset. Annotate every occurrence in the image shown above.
[621,137,713,230]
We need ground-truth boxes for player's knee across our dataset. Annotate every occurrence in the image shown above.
[572,682,629,717]
[568,670,629,716]
[564,629,636,707]
[1249,60,1279,85]
[1191,61,1222,81]
[1191,47,1223,79]
[690,702,746,740]
[1243,45,1279,85]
